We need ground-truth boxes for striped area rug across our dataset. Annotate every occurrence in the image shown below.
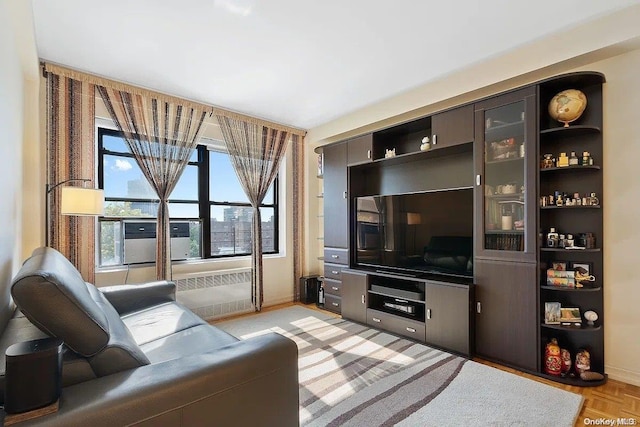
[216,306,583,427]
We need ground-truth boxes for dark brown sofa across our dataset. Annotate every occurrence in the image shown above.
[0,247,299,426]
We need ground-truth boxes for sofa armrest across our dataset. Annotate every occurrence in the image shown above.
[16,332,299,427]
[99,281,176,315]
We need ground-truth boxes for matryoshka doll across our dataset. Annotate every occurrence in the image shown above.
[561,348,572,376]
[545,338,562,376]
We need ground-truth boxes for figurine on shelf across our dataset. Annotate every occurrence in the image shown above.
[561,348,572,376]
[420,136,431,152]
[544,338,562,376]
[385,148,396,158]
[575,348,591,374]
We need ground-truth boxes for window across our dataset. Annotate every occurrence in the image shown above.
[97,128,279,266]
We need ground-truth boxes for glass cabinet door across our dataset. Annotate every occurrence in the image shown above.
[483,101,526,251]
[475,87,536,261]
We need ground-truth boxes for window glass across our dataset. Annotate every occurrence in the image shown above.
[98,129,279,266]
[103,155,156,199]
[209,151,248,203]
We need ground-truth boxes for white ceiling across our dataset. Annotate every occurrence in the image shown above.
[31,0,638,130]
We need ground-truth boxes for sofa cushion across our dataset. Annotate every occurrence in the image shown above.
[11,247,110,356]
[122,301,207,346]
[140,324,239,364]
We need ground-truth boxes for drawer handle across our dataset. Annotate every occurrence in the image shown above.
[331,255,339,259]
[331,270,339,275]
[361,295,365,304]
[406,327,416,333]
[332,302,339,307]
[372,317,381,323]
[427,309,432,320]
[332,286,339,291]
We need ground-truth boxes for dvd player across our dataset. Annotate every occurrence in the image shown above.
[383,301,416,314]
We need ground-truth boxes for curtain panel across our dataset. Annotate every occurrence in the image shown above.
[292,134,304,301]
[97,86,207,280]
[45,73,97,282]
[216,115,290,311]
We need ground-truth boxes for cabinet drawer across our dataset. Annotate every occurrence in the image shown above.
[323,279,342,296]
[367,309,426,342]
[324,248,349,265]
[324,294,342,314]
[324,263,345,280]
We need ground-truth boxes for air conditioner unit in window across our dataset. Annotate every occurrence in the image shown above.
[123,220,192,264]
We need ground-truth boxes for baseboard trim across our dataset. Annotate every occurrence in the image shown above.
[605,365,640,387]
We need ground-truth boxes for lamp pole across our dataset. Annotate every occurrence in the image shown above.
[45,178,92,247]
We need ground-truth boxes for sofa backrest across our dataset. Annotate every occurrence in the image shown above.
[11,247,110,356]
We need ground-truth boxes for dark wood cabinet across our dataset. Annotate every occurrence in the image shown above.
[323,142,349,248]
[347,134,373,166]
[474,259,538,371]
[316,72,606,385]
[341,269,368,324]
[431,104,474,149]
[425,281,473,356]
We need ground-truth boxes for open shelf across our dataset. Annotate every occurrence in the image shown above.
[536,372,607,387]
[541,323,602,332]
[540,165,601,173]
[541,285,602,292]
[540,248,600,252]
[540,205,600,210]
[540,125,601,138]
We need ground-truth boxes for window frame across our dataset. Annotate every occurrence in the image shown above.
[97,128,279,266]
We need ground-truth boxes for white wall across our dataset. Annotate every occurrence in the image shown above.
[304,8,640,386]
[0,0,39,292]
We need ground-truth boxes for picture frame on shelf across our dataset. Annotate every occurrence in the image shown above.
[544,302,561,324]
[560,307,582,326]
[552,261,567,271]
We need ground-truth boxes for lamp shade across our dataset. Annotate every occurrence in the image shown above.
[60,187,104,216]
[406,212,422,225]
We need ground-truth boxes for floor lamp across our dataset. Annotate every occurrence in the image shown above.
[45,178,105,246]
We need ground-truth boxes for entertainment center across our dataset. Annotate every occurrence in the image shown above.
[315,71,605,385]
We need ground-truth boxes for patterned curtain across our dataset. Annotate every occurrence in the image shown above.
[292,134,304,301]
[97,86,207,280]
[216,115,290,311]
[45,73,97,282]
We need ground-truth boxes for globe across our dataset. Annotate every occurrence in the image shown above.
[548,89,587,127]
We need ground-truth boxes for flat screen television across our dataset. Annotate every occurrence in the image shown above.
[354,188,474,278]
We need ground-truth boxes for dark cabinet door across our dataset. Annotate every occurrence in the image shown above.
[347,134,373,166]
[474,259,538,371]
[425,281,472,356]
[431,104,474,149]
[323,142,348,248]
[341,269,368,324]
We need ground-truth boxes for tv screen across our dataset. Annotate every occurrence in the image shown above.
[354,188,474,277]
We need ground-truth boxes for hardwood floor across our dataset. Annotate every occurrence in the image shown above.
[213,303,640,426]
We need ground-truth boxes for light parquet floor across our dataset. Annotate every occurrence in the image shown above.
[213,302,640,426]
